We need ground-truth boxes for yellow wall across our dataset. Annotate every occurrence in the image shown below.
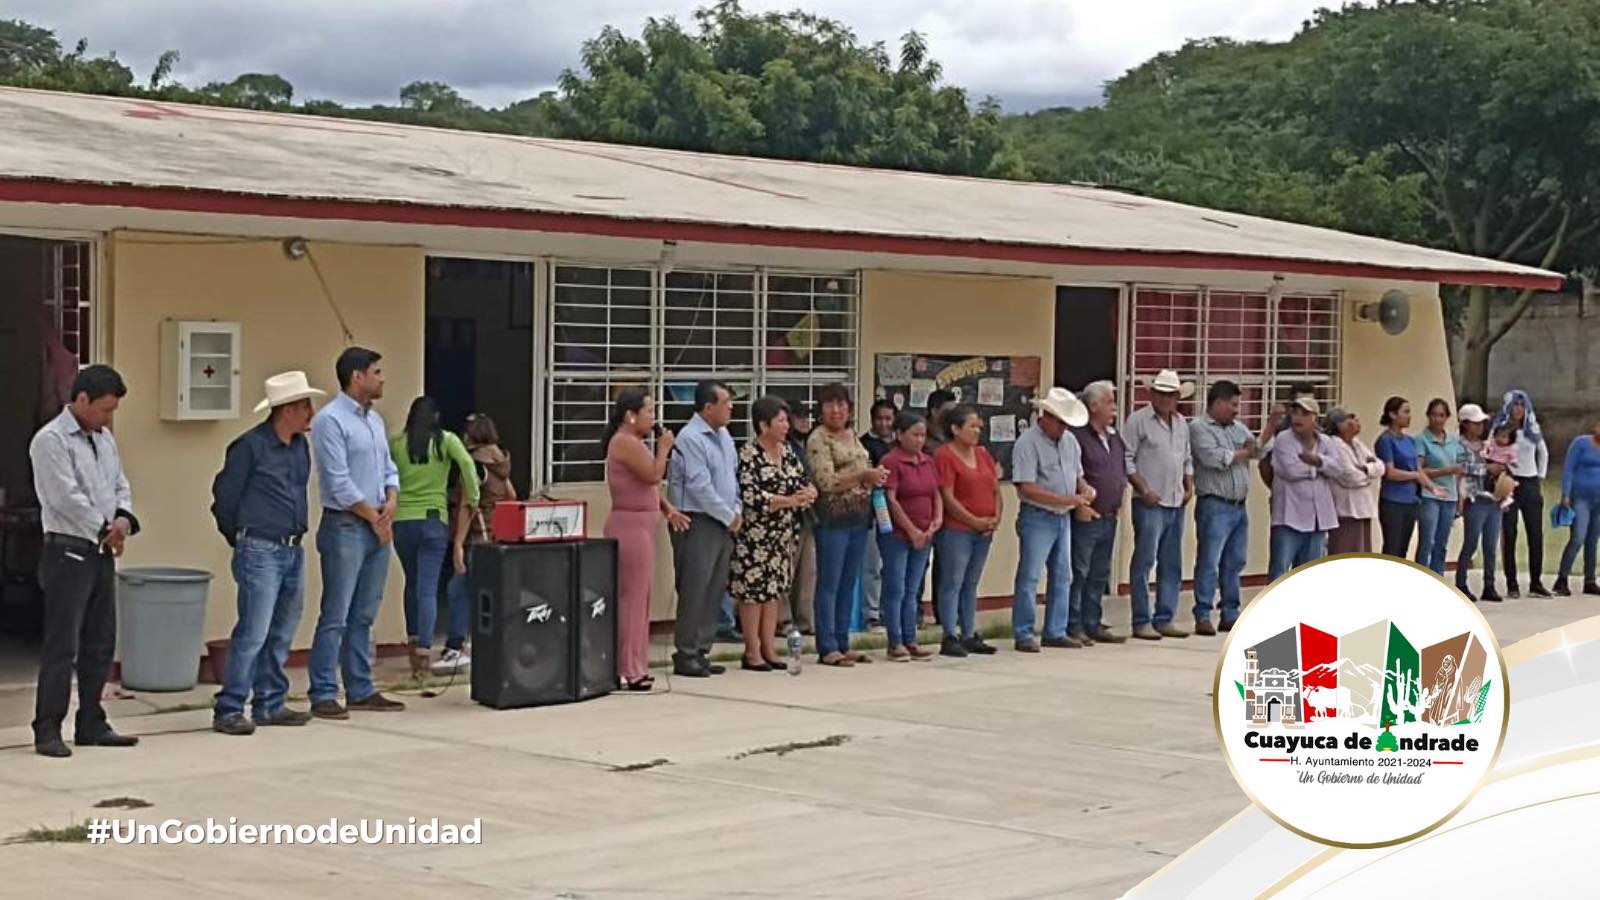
[859,270,1058,600]
[106,232,424,647]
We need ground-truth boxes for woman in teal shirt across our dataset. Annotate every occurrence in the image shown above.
[1416,398,1464,575]
[391,397,480,677]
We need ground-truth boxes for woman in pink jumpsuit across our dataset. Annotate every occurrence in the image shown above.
[603,390,689,691]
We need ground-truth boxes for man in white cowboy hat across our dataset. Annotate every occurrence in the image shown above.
[208,371,325,736]
[1010,387,1097,652]
[1124,369,1196,640]
[1188,380,1275,635]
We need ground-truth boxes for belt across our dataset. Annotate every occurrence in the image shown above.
[44,532,105,554]
[1199,495,1247,506]
[237,529,304,546]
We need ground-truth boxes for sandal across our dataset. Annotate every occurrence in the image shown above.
[819,652,855,667]
[623,675,655,692]
[844,650,873,665]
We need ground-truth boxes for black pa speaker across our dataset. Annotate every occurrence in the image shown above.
[573,539,617,701]
[469,539,617,709]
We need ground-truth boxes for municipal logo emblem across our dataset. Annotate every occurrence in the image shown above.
[1214,555,1509,847]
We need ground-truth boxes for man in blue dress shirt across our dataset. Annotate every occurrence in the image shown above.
[666,381,743,677]
[308,348,402,718]
[210,371,326,735]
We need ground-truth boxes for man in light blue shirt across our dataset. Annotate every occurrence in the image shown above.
[666,381,742,677]
[308,347,402,718]
[1010,388,1095,652]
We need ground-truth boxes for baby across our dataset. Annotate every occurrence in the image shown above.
[1482,423,1520,508]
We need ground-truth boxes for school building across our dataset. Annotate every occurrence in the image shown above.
[0,86,1561,668]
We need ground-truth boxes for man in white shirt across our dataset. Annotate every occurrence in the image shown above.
[29,365,142,758]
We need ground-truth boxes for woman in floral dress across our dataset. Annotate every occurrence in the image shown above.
[731,395,817,671]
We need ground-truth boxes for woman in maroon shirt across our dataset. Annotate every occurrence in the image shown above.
[879,411,943,661]
[934,405,1003,657]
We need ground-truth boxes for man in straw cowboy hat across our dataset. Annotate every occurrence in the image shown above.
[1010,387,1097,652]
[1124,369,1196,640]
[209,371,326,735]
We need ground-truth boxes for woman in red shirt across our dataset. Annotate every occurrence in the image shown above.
[934,405,1002,657]
[879,411,943,661]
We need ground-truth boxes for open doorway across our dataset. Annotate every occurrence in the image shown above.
[1054,286,1120,393]
[424,257,534,498]
[0,236,93,686]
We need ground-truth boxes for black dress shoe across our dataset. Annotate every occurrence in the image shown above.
[1585,583,1600,597]
[707,663,727,675]
[673,658,711,677]
[1555,581,1572,597]
[741,659,774,672]
[34,737,71,758]
[1531,583,1553,598]
[76,730,139,748]
[1480,591,1505,602]
[213,714,256,736]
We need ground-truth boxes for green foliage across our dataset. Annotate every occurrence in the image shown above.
[553,2,1023,176]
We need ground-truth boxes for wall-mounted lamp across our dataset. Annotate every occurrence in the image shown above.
[1266,273,1286,304]
[282,237,309,260]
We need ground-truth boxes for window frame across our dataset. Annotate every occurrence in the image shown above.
[544,264,859,485]
[1120,285,1343,430]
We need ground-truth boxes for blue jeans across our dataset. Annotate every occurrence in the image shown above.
[1416,496,1457,575]
[1457,499,1502,592]
[1012,505,1072,641]
[443,561,473,651]
[1130,503,1185,628]
[814,525,868,657]
[214,538,304,721]
[309,511,391,704]
[1270,526,1327,580]
[862,533,883,623]
[878,533,932,647]
[1070,516,1116,636]
[394,515,449,649]
[1193,497,1249,625]
[936,529,992,639]
[1559,494,1600,584]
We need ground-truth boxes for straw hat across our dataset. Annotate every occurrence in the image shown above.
[1142,369,1195,399]
[1291,396,1321,416]
[1033,387,1089,427]
[253,370,327,413]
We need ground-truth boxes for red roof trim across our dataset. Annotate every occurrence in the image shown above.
[0,178,1561,290]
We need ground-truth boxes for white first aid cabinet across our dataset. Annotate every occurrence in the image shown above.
[160,320,241,421]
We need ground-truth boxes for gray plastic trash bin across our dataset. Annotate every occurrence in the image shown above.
[116,567,213,692]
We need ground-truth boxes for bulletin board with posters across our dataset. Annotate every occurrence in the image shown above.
[872,353,1042,480]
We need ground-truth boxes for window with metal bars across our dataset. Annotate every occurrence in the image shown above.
[546,265,857,484]
[46,242,93,366]
[1122,287,1341,429]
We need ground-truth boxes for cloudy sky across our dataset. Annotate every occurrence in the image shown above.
[9,0,1329,112]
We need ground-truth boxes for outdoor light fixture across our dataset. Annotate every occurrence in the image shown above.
[1266,273,1286,304]
[282,237,309,260]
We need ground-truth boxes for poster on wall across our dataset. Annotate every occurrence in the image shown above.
[873,353,1042,480]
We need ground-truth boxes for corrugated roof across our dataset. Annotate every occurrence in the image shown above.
[0,86,1561,288]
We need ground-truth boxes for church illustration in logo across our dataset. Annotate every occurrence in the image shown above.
[1237,620,1491,729]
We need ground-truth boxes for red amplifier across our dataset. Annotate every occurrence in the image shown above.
[490,500,589,543]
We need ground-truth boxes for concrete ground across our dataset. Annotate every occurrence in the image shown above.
[0,575,1592,900]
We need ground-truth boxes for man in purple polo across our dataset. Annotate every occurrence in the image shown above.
[1068,380,1130,645]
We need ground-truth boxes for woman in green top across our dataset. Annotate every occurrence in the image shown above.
[390,396,480,677]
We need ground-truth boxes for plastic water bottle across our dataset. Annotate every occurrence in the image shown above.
[871,487,893,534]
[787,627,803,676]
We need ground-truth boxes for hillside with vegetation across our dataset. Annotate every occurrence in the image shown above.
[3,0,1596,401]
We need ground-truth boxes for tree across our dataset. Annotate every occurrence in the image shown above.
[1293,0,1600,403]
[399,80,472,114]
[1006,2,1600,402]
[554,1,1024,177]
[0,18,60,77]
